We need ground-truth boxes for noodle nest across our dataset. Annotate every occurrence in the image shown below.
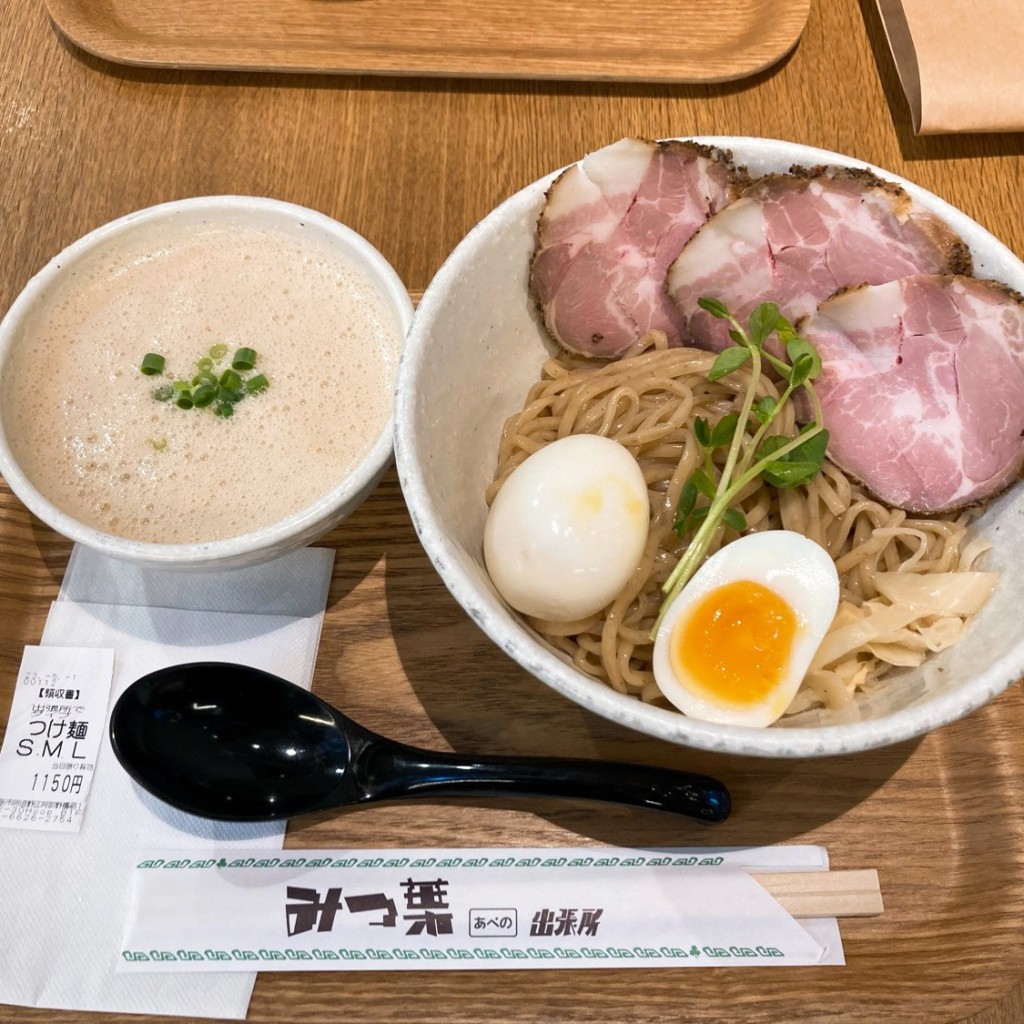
[486,333,996,718]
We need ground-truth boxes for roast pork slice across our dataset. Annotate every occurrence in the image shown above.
[799,274,1024,513]
[530,137,739,359]
[667,167,972,352]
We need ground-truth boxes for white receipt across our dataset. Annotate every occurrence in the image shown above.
[0,646,114,832]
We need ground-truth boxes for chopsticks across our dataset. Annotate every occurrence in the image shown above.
[751,869,883,918]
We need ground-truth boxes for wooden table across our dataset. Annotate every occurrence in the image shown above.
[3,0,1024,1021]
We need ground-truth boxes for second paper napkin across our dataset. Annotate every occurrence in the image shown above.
[0,544,335,1019]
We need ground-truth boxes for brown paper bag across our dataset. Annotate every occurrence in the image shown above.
[876,0,1024,134]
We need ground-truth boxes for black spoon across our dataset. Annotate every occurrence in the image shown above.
[109,662,731,824]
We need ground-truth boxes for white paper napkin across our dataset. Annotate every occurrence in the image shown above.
[0,544,335,1019]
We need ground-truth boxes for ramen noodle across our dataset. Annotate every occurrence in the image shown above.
[486,332,997,716]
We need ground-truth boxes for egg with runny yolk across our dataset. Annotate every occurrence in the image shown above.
[652,531,840,728]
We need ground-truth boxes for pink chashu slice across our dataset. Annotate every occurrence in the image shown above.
[668,167,972,353]
[530,137,740,358]
[798,274,1024,513]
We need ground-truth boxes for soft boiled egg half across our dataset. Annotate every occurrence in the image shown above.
[483,433,649,622]
[652,531,840,728]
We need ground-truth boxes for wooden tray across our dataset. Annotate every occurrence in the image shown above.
[3,471,1024,1023]
[42,0,811,82]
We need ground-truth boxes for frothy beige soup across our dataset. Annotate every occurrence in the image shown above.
[1,213,402,544]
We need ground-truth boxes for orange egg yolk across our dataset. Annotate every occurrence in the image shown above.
[670,580,799,706]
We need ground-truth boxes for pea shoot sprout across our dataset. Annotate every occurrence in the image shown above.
[651,298,829,635]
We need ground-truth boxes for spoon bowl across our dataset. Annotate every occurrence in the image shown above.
[110,662,731,824]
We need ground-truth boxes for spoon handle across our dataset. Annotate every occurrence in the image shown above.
[356,741,730,823]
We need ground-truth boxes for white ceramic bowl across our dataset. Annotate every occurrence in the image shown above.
[0,196,413,571]
[395,137,1024,758]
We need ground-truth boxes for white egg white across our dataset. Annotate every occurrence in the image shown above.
[652,530,840,728]
[483,433,649,622]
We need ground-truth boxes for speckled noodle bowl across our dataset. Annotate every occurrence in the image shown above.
[0,196,414,571]
[394,138,1024,758]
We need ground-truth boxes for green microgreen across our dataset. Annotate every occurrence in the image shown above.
[653,298,829,636]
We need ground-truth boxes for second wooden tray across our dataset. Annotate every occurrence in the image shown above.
[43,0,811,82]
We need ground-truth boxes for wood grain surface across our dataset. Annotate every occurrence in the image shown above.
[41,0,811,83]
[3,0,1024,1021]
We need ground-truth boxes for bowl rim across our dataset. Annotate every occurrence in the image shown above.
[0,194,414,569]
[395,135,1024,758]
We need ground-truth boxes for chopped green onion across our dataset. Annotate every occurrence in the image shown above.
[219,368,243,391]
[140,353,166,376]
[192,384,217,407]
[145,346,270,412]
[149,437,168,451]
[231,347,257,371]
